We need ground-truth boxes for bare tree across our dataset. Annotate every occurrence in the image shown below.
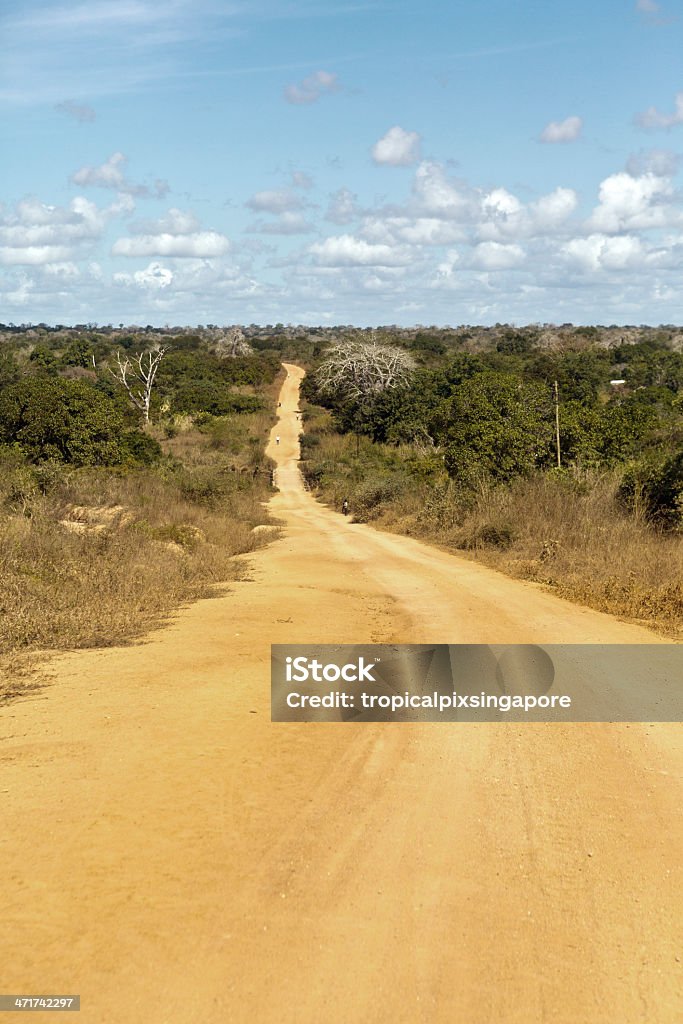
[314,338,415,400]
[110,346,168,423]
[210,326,253,358]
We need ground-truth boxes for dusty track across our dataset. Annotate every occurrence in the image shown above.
[1,363,681,1023]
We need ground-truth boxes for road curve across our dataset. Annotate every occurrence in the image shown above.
[0,362,681,1023]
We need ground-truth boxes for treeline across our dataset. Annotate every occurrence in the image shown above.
[303,333,683,527]
[0,331,282,468]
[300,330,683,634]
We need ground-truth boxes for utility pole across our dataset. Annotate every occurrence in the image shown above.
[554,380,561,469]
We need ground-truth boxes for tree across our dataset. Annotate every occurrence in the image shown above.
[314,338,415,401]
[437,372,552,484]
[110,346,168,423]
[211,327,253,358]
[0,377,159,465]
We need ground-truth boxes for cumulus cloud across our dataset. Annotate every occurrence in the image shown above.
[114,262,174,289]
[0,195,111,265]
[562,234,649,272]
[310,234,410,267]
[361,216,464,246]
[539,115,583,143]
[71,152,169,198]
[530,187,579,227]
[635,91,683,130]
[284,70,339,105]
[371,126,422,166]
[477,186,578,241]
[471,241,525,270]
[55,100,96,122]
[112,230,229,258]
[412,162,474,219]
[436,249,460,278]
[588,171,677,232]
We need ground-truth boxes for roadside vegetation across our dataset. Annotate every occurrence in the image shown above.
[300,327,683,637]
[0,326,294,700]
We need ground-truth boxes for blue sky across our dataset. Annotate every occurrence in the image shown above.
[1,0,683,326]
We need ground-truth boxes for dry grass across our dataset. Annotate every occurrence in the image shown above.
[0,410,278,701]
[304,433,683,638]
[419,472,683,636]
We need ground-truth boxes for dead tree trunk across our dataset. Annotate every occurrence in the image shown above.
[110,346,168,424]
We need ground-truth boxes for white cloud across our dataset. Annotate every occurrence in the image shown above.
[626,148,681,176]
[371,126,422,167]
[530,187,579,227]
[114,262,174,290]
[563,234,647,271]
[0,195,110,264]
[436,249,460,278]
[0,245,73,266]
[588,171,677,232]
[477,186,578,241]
[246,189,304,214]
[539,115,583,143]
[325,187,360,225]
[361,216,464,245]
[71,152,169,197]
[43,261,81,278]
[251,212,314,235]
[310,234,410,267]
[112,231,229,258]
[636,0,661,13]
[131,208,200,235]
[471,241,525,269]
[635,92,683,130]
[284,70,339,105]
[291,170,314,190]
[412,162,474,219]
[72,152,127,188]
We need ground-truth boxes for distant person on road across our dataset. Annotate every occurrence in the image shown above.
[275,435,280,445]
[342,498,349,516]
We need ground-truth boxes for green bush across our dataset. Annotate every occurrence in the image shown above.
[620,452,683,527]
[0,377,156,466]
[352,477,406,522]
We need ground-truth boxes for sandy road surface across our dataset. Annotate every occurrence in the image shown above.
[1,363,681,1023]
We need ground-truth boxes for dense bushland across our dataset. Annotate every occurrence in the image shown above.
[301,330,683,634]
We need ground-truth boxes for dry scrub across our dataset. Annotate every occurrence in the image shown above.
[303,432,683,637]
[0,410,277,700]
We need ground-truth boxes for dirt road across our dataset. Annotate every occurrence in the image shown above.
[1,363,681,1023]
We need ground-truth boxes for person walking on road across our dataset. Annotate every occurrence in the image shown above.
[342,498,349,516]
[275,435,280,445]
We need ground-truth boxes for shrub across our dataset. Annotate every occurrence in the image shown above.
[0,377,155,466]
[352,477,406,522]
[460,522,516,550]
[620,451,683,527]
